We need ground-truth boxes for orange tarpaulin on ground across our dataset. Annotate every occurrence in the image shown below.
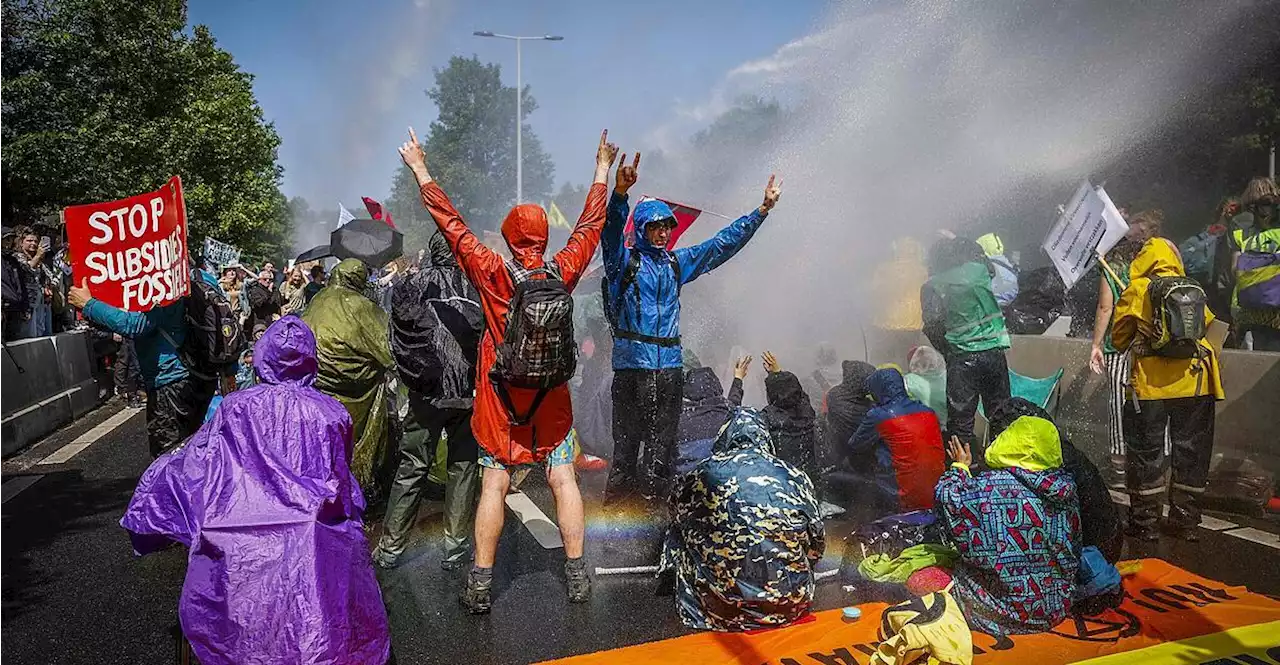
[543,559,1280,665]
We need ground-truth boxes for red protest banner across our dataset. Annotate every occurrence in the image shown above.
[64,176,190,312]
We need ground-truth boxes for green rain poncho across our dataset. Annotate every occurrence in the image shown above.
[301,259,394,503]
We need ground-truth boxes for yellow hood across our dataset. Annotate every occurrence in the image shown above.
[1128,238,1184,280]
[984,416,1062,472]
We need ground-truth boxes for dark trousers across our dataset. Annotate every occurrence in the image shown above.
[146,376,216,457]
[1127,395,1215,530]
[378,394,479,562]
[944,348,1011,445]
[114,339,141,396]
[607,368,684,503]
[1247,326,1280,352]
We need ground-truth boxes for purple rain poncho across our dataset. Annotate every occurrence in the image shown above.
[121,316,391,665]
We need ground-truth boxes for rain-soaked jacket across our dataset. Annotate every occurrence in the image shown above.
[905,345,948,424]
[674,366,744,475]
[120,317,390,665]
[300,259,395,500]
[661,407,825,631]
[762,370,819,477]
[934,415,1081,636]
[849,368,945,512]
[604,193,768,371]
[823,360,877,470]
[1112,239,1225,401]
[419,181,607,464]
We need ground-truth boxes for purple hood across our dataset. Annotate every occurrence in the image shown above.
[120,316,390,664]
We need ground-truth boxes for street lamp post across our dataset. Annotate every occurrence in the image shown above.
[473,31,563,204]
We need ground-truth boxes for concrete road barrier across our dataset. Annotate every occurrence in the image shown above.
[2,331,106,456]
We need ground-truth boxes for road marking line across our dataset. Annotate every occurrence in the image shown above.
[505,491,563,549]
[37,407,142,465]
[1222,527,1280,550]
[3,407,141,504]
[1,387,81,423]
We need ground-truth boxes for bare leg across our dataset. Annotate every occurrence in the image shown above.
[473,467,511,569]
[548,464,585,559]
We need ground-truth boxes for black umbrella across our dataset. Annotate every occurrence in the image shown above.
[330,219,403,268]
[295,244,332,264]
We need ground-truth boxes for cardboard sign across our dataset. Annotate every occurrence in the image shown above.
[542,559,1280,665]
[64,176,190,312]
[1043,181,1129,290]
[203,237,241,271]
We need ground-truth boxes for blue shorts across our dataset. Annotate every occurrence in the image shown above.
[478,431,575,471]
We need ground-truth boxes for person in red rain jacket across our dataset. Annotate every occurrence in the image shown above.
[401,127,620,613]
[847,367,946,513]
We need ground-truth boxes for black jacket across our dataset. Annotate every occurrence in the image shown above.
[391,233,483,408]
[674,366,743,475]
[823,360,876,472]
[245,280,281,333]
[762,370,818,477]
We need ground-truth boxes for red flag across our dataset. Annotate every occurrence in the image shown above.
[362,196,395,228]
[621,195,702,250]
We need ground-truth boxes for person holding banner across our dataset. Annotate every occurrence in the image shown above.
[602,154,782,506]
[920,235,1012,448]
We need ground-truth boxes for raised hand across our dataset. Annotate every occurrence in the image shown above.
[615,151,640,195]
[596,129,619,169]
[68,278,92,310]
[947,435,972,467]
[762,350,782,374]
[734,355,753,380]
[760,174,782,213]
[398,126,430,182]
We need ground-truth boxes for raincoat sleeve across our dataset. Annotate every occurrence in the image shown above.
[82,298,156,337]
[419,182,504,284]
[120,427,212,554]
[553,183,609,289]
[1110,287,1140,352]
[920,282,949,353]
[934,465,980,540]
[847,411,878,459]
[602,191,631,275]
[673,208,767,285]
[727,377,744,407]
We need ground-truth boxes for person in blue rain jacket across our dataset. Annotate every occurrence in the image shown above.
[601,152,782,505]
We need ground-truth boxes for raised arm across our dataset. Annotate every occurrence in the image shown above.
[399,127,501,283]
[602,151,640,272]
[673,174,781,284]
[554,130,618,288]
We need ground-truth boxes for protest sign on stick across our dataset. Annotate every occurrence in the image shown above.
[64,176,190,312]
[202,237,241,271]
[1042,180,1129,290]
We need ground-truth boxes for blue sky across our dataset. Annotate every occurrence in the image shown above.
[186,0,824,206]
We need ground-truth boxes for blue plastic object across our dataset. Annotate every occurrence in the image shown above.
[842,606,862,620]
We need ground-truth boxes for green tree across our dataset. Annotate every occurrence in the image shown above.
[391,55,556,244]
[2,0,290,260]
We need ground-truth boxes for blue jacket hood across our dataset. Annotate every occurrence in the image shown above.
[867,368,909,405]
[633,198,676,253]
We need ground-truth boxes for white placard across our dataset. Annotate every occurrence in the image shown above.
[203,236,241,270]
[1042,180,1129,289]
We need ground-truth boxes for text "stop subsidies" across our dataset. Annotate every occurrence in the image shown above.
[65,176,191,312]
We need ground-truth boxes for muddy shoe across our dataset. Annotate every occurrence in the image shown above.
[565,558,591,604]
[460,569,493,614]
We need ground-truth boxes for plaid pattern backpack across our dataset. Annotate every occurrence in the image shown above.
[490,259,577,426]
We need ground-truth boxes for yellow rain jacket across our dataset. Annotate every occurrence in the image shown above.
[874,238,926,330]
[984,415,1062,472]
[1111,240,1225,401]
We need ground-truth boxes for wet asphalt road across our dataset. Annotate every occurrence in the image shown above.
[3,400,1279,665]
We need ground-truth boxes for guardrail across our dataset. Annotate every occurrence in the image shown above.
[2,331,106,456]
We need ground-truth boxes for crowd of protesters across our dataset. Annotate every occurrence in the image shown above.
[24,110,1274,663]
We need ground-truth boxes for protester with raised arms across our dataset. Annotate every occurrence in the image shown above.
[401,126,619,613]
[602,153,782,505]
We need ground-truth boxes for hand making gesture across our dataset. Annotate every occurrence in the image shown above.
[759,174,782,214]
[398,127,431,184]
[762,351,782,374]
[946,435,972,467]
[594,130,619,184]
[734,355,753,381]
[615,151,640,196]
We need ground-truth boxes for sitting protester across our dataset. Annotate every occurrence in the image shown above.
[660,407,825,632]
[823,360,877,470]
[674,359,746,476]
[848,368,946,512]
[761,351,820,480]
[904,345,948,426]
[935,419,1080,636]
[120,317,391,665]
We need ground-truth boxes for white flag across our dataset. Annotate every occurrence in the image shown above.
[336,202,355,228]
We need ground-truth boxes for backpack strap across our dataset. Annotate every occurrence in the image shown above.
[606,250,682,347]
[491,375,551,427]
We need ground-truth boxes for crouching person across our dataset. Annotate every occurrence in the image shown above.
[935,416,1080,636]
[120,317,391,664]
[660,408,825,631]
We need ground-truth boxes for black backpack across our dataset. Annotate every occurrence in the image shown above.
[164,276,245,380]
[2,254,28,312]
[490,260,577,425]
[602,250,681,345]
[390,272,483,397]
[1148,276,1207,358]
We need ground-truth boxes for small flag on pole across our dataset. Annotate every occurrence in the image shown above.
[622,195,704,250]
[336,202,355,229]
[362,196,395,228]
[547,201,571,230]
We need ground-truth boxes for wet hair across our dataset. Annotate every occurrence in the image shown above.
[310,264,325,280]
[1125,209,1163,244]
[1240,177,1278,207]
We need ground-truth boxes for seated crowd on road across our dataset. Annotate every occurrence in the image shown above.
[37,120,1276,664]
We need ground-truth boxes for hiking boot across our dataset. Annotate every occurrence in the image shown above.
[565,558,591,604]
[460,569,493,614]
[1161,520,1201,542]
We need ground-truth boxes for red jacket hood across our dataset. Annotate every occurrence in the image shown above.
[502,204,549,269]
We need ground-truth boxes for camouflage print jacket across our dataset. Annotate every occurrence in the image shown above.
[660,408,826,632]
